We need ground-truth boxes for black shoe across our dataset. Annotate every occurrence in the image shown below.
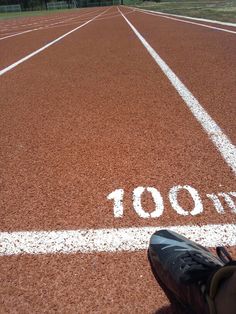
[148,229,236,314]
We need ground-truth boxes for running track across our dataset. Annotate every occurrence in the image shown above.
[0,6,235,312]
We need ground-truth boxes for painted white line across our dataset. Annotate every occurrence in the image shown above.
[0,30,22,37]
[0,28,41,40]
[0,8,102,41]
[130,7,236,27]
[127,5,236,27]
[0,8,109,76]
[96,9,136,21]
[134,8,236,35]
[0,224,235,256]
[119,8,236,175]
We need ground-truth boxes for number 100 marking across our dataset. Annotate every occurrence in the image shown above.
[107,186,236,218]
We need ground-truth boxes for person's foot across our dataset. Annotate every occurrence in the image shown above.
[148,229,236,314]
[215,270,236,314]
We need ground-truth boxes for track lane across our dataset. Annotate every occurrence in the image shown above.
[0,6,235,313]
[0,7,106,69]
[0,8,235,231]
[131,7,236,33]
[0,251,167,313]
[0,9,87,31]
[0,8,103,39]
[121,7,236,145]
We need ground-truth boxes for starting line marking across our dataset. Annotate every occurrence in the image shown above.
[0,224,235,256]
[119,8,236,176]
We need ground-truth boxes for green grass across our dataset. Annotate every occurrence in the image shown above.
[0,8,77,20]
[124,0,143,4]
[126,0,236,23]
[1,1,235,22]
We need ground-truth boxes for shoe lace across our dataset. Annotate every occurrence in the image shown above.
[181,251,218,269]
[179,251,219,283]
[216,246,233,264]
[179,247,234,284]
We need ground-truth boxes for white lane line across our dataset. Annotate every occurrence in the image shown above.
[0,16,98,39]
[0,28,42,40]
[0,8,109,76]
[0,30,22,37]
[133,7,236,34]
[131,7,236,27]
[96,9,136,21]
[119,8,236,175]
[0,8,103,41]
[0,224,235,256]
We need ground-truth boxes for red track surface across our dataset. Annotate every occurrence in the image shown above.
[0,6,235,313]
